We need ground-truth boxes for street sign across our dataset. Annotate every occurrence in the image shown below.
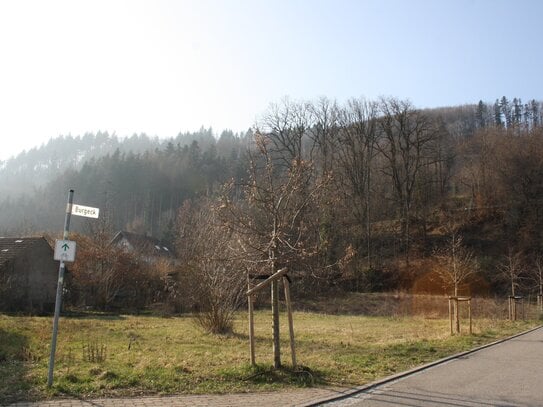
[71,204,100,219]
[54,239,77,262]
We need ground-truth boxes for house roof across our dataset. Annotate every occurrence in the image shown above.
[0,237,52,267]
[110,231,174,257]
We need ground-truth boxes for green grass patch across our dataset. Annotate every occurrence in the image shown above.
[0,312,538,404]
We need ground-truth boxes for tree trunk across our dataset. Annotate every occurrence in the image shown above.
[454,285,459,333]
[366,155,371,268]
[404,201,410,267]
[455,301,460,334]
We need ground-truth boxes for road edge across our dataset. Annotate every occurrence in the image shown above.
[305,324,542,406]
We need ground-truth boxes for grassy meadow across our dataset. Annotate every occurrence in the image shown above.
[0,305,540,404]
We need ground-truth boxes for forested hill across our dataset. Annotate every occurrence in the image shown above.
[0,132,150,197]
[0,127,248,236]
[0,127,245,198]
[0,96,541,252]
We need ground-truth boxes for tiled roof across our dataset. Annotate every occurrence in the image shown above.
[110,231,174,257]
[0,237,49,267]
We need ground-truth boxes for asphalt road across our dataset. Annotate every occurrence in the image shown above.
[324,327,543,407]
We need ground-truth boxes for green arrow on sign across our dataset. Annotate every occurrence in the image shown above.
[62,243,70,251]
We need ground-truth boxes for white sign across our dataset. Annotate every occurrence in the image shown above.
[71,204,100,219]
[54,240,77,262]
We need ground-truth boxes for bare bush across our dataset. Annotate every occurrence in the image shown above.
[69,232,163,311]
[177,199,245,334]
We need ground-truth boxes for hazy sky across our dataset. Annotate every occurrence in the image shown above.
[1,0,542,160]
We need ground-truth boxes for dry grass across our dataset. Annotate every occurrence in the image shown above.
[0,296,540,404]
[295,292,542,319]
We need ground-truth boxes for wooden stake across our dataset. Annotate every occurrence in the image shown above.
[449,296,473,335]
[245,268,289,369]
[455,299,460,334]
[283,276,296,368]
[247,276,255,366]
[248,295,255,366]
[468,299,472,335]
[448,297,453,335]
[271,279,281,368]
[246,268,288,296]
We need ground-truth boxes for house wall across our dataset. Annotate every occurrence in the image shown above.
[0,261,26,311]
[28,240,57,312]
[7,240,58,312]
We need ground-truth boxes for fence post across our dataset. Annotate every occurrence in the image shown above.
[283,276,296,368]
[247,275,255,366]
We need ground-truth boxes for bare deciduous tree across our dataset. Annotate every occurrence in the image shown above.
[499,249,525,298]
[335,98,378,267]
[434,231,478,296]
[176,199,246,334]
[308,96,339,176]
[259,97,314,169]
[377,97,437,264]
[219,120,329,367]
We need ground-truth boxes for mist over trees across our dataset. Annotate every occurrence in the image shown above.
[0,132,158,197]
[0,127,247,238]
[2,96,543,300]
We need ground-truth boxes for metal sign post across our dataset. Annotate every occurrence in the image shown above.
[47,189,74,387]
[47,192,100,386]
